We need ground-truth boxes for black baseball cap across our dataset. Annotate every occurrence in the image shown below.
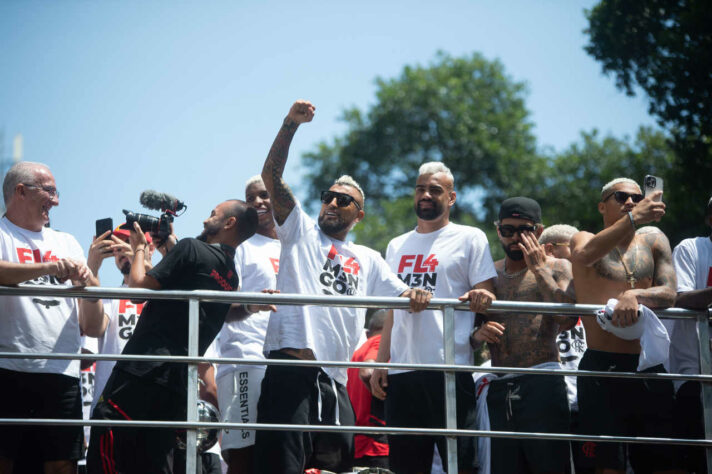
[499,197,542,223]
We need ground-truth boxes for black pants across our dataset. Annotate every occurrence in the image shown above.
[254,351,355,474]
[385,370,477,473]
[86,369,185,474]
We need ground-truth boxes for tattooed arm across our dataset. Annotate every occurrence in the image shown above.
[571,192,665,267]
[621,228,676,309]
[261,100,316,225]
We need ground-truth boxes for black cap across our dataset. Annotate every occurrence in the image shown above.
[706,196,712,216]
[499,197,542,223]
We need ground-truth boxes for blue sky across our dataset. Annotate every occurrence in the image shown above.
[0,1,656,286]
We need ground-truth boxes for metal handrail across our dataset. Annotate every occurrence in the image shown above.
[0,285,709,473]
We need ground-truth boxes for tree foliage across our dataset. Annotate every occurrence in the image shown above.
[301,52,688,254]
[585,0,712,242]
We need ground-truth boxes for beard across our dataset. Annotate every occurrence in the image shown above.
[501,242,524,261]
[415,199,444,220]
[119,260,131,275]
[318,213,349,235]
[197,221,221,242]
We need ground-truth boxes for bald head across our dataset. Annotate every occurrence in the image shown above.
[223,199,258,243]
[3,161,51,206]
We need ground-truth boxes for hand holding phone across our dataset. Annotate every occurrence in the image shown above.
[644,175,663,202]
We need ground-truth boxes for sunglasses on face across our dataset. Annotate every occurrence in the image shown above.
[603,191,644,204]
[320,190,362,210]
[497,224,538,238]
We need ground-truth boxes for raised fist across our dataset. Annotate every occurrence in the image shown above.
[286,100,315,124]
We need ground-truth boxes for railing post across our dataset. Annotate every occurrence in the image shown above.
[443,305,458,473]
[186,298,199,474]
[697,307,712,474]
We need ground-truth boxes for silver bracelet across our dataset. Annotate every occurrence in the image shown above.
[627,211,636,230]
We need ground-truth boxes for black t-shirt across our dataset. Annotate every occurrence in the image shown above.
[116,238,238,395]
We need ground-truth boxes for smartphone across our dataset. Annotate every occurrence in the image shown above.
[644,175,663,202]
[95,218,113,240]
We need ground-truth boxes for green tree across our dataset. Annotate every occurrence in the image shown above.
[585,0,712,241]
[541,127,677,239]
[302,51,546,252]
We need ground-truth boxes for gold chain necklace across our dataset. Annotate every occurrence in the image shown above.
[614,245,637,288]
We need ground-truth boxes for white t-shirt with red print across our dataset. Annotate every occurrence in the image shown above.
[263,203,408,385]
[386,223,497,372]
[0,216,86,378]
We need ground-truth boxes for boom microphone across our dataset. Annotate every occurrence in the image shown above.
[140,190,186,213]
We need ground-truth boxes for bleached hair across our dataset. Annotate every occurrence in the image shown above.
[334,175,365,204]
[539,224,579,245]
[3,161,49,206]
[600,178,640,200]
[245,175,263,189]
[418,161,454,185]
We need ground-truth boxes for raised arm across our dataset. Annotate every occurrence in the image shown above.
[261,100,315,225]
[624,228,677,309]
[571,192,665,267]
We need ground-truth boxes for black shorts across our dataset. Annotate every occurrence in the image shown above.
[385,370,477,473]
[86,369,186,474]
[253,351,355,474]
[487,372,570,473]
[0,367,83,462]
[577,349,678,472]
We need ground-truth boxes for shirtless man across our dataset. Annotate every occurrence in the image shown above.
[471,197,576,474]
[571,177,678,473]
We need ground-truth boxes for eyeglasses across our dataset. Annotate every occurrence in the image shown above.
[603,191,643,204]
[23,184,59,198]
[320,190,362,211]
[497,224,538,237]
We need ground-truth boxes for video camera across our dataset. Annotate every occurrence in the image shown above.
[122,190,187,242]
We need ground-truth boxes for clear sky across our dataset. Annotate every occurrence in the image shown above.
[0,0,656,286]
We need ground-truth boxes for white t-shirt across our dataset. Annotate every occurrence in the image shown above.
[216,233,280,380]
[80,335,98,464]
[386,223,497,372]
[0,216,86,378]
[91,290,145,411]
[670,236,712,390]
[556,318,587,410]
[263,203,409,385]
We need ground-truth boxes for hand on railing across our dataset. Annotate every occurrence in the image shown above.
[458,288,495,313]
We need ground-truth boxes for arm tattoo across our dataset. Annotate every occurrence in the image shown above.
[262,119,299,225]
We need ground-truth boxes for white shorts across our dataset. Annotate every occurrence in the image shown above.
[216,365,266,451]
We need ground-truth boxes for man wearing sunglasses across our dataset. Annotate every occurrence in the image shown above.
[570,177,678,473]
[367,161,496,474]
[254,100,431,474]
[469,197,576,474]
[0,162,105,474]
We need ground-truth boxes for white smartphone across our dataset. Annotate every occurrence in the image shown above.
[644,175,663,202]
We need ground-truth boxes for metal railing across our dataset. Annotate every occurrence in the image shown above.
[0,284,710,473]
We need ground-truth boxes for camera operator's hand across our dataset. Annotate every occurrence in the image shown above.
[87,231,114,276]
[152,222,177,257]
[129,222,149,256]
[286,100,315,125]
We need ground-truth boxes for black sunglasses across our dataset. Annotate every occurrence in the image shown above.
[603,191,644,204]
[321,190,362,210]
[497,224,538,238]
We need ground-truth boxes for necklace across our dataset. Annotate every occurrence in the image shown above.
[614,245,637,288]
[502,261,528,279]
